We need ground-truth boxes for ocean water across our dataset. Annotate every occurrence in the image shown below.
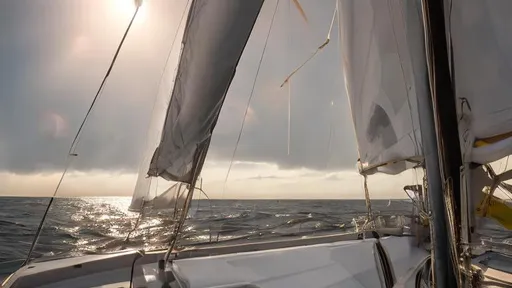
[0,197,412,275]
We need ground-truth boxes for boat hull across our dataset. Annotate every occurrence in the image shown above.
[2,234,428,288]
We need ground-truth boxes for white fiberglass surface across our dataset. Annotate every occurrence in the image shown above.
[14,237,427,288]
[171,237,425,288]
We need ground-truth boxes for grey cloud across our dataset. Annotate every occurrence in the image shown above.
[0,0,358,174]
[239,175,281,181]
[324,173,345,181]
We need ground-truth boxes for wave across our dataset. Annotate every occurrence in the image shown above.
[0,197,413,275]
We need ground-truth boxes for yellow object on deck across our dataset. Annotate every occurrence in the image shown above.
[476,191,512,230]
[474,130,512,147]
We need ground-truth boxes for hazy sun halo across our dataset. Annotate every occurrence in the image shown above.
[109,0,147,23]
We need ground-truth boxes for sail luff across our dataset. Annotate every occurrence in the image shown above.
[129,172,151,211]
[129,2,192,212]
[147,0,264,184]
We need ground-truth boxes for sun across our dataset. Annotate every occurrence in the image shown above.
[109,0,147,23]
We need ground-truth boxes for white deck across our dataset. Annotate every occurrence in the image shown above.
[3,235,428,288]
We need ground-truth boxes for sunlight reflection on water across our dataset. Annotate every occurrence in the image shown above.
[0,197,412,275]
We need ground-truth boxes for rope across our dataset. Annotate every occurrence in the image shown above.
[287,79,291,155]
[403,185,430,224]
[327,2,340,168]
[126,0,190,243]
[287,0,291,156]
[69,5,140,156]
[279,3,337,88]
[363,175,373,220]
[223,0,280,196]
[124,198,145,242]
[282,2,337,159]
[480,164,512,216]
[164,143,208,264]
[23,4,141,266]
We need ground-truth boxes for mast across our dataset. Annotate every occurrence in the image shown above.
[337,0,462,286]
[399,0,453,286]
[421,0,462,286]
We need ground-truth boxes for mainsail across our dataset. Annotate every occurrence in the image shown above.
[148,0,264,182]
[338,0,425,175]
[448,0,512,270]
[130,0,264,211]
[447,0,512,164]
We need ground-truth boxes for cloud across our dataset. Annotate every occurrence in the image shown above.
[0,0,186,174]
[0,159,424,199]
[0,0,358,178]
[0,171,137,197]
[205,0,358,171]
[199,161,422,199]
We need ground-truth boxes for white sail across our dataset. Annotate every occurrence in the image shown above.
[338,0,425,175]
[130,0,263,211]
[447,0,512,164]
[129,173,151,211]
[129,2,190,212]
[129,68,180,212]
[129,77,175,210]
[145,183,187,210]
[147,0,264,183]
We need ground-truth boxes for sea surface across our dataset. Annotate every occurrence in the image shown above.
[0,197,412,275]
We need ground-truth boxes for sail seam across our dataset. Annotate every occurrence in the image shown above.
[387,0,421,157]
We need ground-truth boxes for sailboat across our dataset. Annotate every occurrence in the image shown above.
[3,0,512,287]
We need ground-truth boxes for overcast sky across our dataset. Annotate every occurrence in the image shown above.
[0,0,420,198]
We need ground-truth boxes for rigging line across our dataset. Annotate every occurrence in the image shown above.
[279,3,337,88]
[287,0,291,156]
[70,5,140,155]
[288,80,292,155]
[223,0,281,195]
[326,1,339,169]
[22,5,141,266]
[335,0,340,55]
[137,0,190,181]
[326,100,334,168]
[150,0,190,126]
[124,196,146,243]
[142,0,190,179]
[193,185,215,242]
[164,144,208,264]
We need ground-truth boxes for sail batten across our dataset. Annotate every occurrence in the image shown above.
[338,0,425,175]
[147,0,264,183]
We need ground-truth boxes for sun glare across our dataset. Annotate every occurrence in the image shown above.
[110,0,147,23]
